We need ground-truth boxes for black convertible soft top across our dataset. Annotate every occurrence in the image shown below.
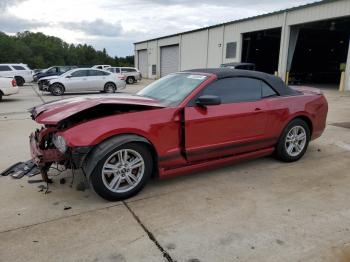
[185,68,300,96]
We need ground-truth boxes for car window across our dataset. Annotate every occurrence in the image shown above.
[115,68,121,73]
[60,67,72,73]
[137,73,208,106]
[107,68,114,73]
[0,65,12,71]
[46,68,56,74]
[71,70,89,77]
[122,68,136,73]
[261,81,277,98]
[12,65,26,70]
[197,77,262,104]
[89,70,109,76]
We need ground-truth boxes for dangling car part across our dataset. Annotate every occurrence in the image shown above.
[28,69,328,201]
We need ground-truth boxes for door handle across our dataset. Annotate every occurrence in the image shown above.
[254,108,262,111]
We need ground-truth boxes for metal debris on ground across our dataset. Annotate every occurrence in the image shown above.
[0,160,40,178]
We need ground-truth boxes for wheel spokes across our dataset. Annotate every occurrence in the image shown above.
[110,175,122,189]
[102,148,145,193]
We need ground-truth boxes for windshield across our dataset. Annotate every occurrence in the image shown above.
[137,73,208,106]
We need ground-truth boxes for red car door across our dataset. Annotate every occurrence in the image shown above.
[184,77,275,162]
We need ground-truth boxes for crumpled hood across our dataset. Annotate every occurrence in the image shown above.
[39,75,59,81]
[30,94,165,125]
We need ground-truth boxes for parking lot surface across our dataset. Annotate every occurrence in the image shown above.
[0,82,350,262]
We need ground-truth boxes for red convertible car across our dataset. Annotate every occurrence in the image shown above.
[29,69,328,200]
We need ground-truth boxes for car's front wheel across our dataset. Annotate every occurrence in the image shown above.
[50,83,65,96]
[276,118,310,162]
[90,143,153,201]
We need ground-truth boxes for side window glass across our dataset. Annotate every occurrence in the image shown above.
[89,70,105,76]
[261,81,277,98]
[199,77,262,104]
[0,65,12,71]
[13,66,25,70]
[71,70,88,77]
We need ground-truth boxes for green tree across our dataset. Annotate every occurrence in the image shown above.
[0,31,134,69]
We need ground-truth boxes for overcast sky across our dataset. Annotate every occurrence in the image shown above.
[0,0,320,57]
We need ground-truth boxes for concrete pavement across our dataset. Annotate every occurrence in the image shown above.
[0,82,350,262]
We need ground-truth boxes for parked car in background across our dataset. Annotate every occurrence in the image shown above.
[108,67,141,84]
[220,62,256,71]
[0,77,18,101]
[29,68,328,200]
[34,66,77,82]
[92,65,111,70]
[0,64,33,86]
[39,68,126,95]
[33,69,44,74]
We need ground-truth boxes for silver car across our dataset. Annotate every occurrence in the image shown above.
[107,67,142,84]
[39,68,126,96]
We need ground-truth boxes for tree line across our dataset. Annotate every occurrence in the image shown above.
[0,31,134,69]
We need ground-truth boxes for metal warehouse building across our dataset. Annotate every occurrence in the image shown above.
[134,0,350,91]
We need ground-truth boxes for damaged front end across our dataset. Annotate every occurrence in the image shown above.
[29,126,92,182]
[27,94,163,183]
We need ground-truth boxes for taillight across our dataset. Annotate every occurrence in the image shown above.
[12,79,17,87]
[117,74,126,80]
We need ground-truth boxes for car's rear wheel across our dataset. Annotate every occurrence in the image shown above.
[104,82,116,93]
[50,83,65,96]
[15,76,24,86]
[90,143,153,201]
[276,118,310,162]
[126,76,135,84]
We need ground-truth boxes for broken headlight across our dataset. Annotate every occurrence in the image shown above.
[52,134,67,153]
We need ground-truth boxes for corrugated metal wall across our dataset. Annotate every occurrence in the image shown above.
[134,0,350,90]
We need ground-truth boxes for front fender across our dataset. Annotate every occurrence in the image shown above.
[82,134,152,179]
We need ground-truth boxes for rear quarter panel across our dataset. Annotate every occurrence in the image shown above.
[265,93,328,140]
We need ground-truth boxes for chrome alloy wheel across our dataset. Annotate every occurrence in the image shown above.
[101,149,145,193]
[52,84,63,95]
[284,125,307,157]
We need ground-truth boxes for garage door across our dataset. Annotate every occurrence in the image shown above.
[138,49,148,78]
[160,45,179,77]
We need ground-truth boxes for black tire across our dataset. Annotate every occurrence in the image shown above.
[0,92,3,101]
[275,118,310,162]
[104,82,116,93]
[90,142,153,201]
[126,77,135,84]
[50,83,65,96]
[15,76,24,86]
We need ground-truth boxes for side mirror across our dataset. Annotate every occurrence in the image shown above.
[196,95,221,107]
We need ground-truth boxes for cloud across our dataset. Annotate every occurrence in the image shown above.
[0,0,27,10]
[63,19,123,37]
[0,0,320,56]
[0,0,45,32]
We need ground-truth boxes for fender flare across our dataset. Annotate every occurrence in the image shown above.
[82,134,153,179]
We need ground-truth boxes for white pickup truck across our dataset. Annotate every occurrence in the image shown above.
[0,77,18,101]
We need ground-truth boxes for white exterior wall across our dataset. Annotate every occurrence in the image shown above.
[207,26,224,67]
[180,30,208,70]
[146,40,157,79]
[135,0,350,90]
